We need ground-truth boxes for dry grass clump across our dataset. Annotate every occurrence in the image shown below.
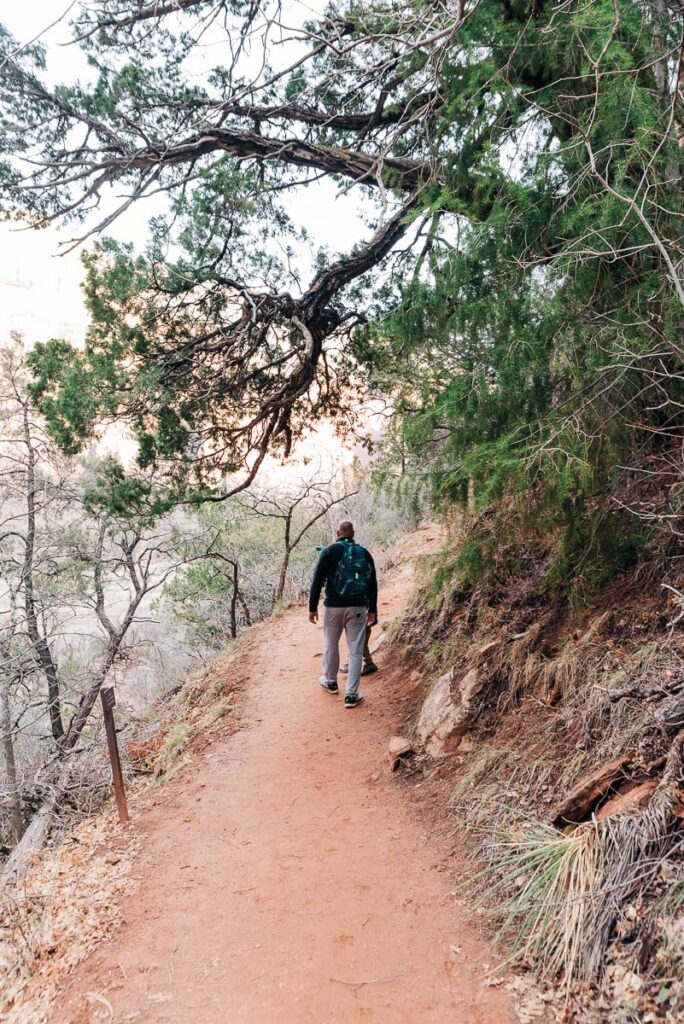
[485,820,601,980]
[481,733,684,988]
[451,745,509,806]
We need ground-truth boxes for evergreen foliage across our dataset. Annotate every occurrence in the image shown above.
[1,0,682,583]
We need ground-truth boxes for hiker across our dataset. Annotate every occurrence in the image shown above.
[308,520,378,708]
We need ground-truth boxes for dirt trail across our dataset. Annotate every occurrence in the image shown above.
[58,527,512,1024]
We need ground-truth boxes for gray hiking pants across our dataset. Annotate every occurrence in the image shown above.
[321,606,367,696]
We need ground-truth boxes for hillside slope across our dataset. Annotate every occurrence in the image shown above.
[384,520,684,1022]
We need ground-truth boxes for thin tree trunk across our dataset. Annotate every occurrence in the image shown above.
[63,597,143,754]
[238,594,252,627]
[3,618,141,877]
[467,476,476,518]
[276,517,292,602]
[652,0,668,95]
[276,551,291,603]
[21,406,64,743]
[229,562,239,639]
[652,0,682,186]
[0,676,24,844]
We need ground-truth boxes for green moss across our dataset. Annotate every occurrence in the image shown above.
[157,722,193,774]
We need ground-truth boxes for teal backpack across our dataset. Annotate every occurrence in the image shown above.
[333,542,372,602]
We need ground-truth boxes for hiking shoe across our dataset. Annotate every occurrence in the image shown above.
[344,693,364,709]
[341,663,378,676]
[319,680,339,694]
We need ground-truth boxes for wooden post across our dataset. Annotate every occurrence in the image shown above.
[100,687,130,823]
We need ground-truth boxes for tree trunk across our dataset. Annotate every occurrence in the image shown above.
[238,594,252,627]
[276,550,291,603]
[0,676,24,845]
[229,562,239,640]
[22,406,64,743]
[63,600,141,754]
[467,476,476,518]
[3,760,71,879]
[3,619,140,876]
[275,515,292,603]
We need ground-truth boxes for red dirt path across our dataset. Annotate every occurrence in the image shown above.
[56,527,513,1024]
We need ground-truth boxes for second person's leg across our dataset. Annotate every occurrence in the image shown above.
[341,624,377,676]
[362,626,378,672]
[343,607,367,697]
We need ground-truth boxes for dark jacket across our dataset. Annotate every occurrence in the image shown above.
[309,538,378,614]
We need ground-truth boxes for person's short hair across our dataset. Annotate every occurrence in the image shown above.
[337,520,354,538]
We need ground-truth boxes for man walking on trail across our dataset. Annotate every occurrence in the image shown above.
[308,520,378,708]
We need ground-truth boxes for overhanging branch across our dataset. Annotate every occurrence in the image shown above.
[85,128,431,192]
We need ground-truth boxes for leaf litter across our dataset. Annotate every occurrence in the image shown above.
[0,815,139,1024]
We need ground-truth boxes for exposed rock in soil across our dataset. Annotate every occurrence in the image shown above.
[552,755,634,827]
[388,735,415,770]
[415,667,481,757]
[370,630,388,655]
[458,735,477,753]
[595,779,658,820]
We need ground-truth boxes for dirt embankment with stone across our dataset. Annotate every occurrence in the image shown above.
[382,528,684,1023]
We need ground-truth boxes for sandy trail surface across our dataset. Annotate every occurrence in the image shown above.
[57,527,512,1024]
